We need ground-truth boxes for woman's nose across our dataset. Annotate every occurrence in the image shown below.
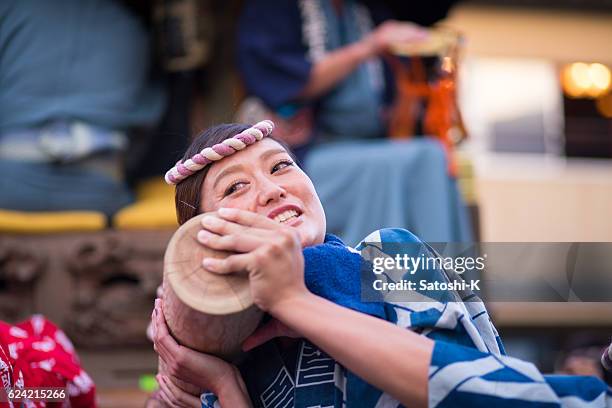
[257,177,287,207]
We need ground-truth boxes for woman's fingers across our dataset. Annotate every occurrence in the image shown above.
[157,390,176,408]
[167,377,202,408]
[152,300,241,393]
[200,214,242,235]
[152,299,180,365]
[157,376,179,408]
[202,253,252,275]
[158,375,201,408]
[148,287,164,342]
[198,209,290,254]
[217,207,280,229]
[148,311,156,344]
[153,300,199,382]
[197,228,272,253]
[201,212,277,236]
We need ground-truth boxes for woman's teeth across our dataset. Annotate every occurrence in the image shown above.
[274,210,299,223]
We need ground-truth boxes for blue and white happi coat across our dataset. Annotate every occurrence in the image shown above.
[201,229,610,408]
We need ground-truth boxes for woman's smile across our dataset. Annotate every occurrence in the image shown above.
[267,204,303,225]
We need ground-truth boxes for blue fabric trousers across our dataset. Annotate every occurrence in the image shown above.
[304,138,473,246]
[0,159,133,217]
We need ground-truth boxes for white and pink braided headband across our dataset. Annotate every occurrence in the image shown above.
[165,120,275,185]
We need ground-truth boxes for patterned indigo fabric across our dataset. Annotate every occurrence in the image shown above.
[430,341,610,408]
[201,228,514,408]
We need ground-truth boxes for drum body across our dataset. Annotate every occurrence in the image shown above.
[387,28,467,175]
[160,213,264,395]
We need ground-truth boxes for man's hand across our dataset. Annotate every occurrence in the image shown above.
[363,20,428,56]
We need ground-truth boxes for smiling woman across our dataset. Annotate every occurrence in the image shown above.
[173,123,326,249]
[199,137,325,247]
[150,121,610,408]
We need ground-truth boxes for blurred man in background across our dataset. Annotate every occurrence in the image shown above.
[0,0,165,216]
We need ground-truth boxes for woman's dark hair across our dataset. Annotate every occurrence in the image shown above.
[175,123,294,225]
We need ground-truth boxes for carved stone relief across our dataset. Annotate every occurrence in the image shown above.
[0,239,46,321]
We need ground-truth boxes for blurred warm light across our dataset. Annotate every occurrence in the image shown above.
[589,63,611,90]
[596,92,612,118]
[562,67,583,98]
[561,62,611,98]
[571,63,591,88]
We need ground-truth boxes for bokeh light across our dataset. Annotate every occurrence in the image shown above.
[589,63,611,90]
[571,63,591,88]
[561,62,611,98]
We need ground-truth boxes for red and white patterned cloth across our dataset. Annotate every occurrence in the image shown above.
[0,315,96,407]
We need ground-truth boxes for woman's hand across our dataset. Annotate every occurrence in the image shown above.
[197,207,308,315]
[151,299,250,406]
[362,20,428,56]
[156,374,201,408]
[146,286,164,342]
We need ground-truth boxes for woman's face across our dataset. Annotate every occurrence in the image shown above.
[200,138,326,247]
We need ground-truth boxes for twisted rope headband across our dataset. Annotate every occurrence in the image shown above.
[165,120,275,185]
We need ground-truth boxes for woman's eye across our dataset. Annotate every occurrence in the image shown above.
[224,181,247,197]
[272,160,294,173]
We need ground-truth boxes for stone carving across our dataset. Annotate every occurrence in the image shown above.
[65,236,164,347]
[0,240,45,321]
